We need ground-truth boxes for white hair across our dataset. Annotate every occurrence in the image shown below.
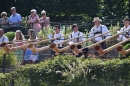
[41,10,46,14]
[31,9,37,14]
[11,7,16,10]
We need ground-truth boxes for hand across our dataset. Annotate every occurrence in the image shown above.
[52,32,55,38]
[125,35,129,38]
[9,22,14,25]
[77,40,80,42]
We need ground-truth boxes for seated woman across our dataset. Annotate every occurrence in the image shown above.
[13,30,26,65]
[23,29,39,64]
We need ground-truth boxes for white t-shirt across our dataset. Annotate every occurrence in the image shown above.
[118,25,130,41]
[89,25,111,42]
[53,33,64,47]
[48,33,64,47]
[68,31,84,45]
[0,36,9,43]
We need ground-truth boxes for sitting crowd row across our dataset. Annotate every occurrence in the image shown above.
[0,29,39,64]
[0,23,91,64]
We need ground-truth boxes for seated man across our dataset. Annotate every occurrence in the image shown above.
[68,24,85,57]
[48,25,64,56]
[0,29,9,43]
[118,18,130,45]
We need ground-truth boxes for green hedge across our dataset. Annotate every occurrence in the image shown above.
[0,73,12,86]
[1,55,130,86]
[4,32,15,41]
[0,49,17,67]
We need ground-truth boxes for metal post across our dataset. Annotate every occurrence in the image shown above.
[2,53,6,74]
[11,79,14,86]
[42,23,44,30]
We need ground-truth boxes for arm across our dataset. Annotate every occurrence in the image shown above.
[102,25,111,39]
[89,28,94,41]
[4,37,9,43]
[78,32,85,42]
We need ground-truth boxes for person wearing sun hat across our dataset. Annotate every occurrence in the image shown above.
[89,17,111,50]
[39,10,50,28]
[118,18,130,45]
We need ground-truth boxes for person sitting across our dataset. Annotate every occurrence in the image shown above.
[68,24,85,57]
[0,12,10,32]
[23,29,39,64]
[52,25,64,55]
[0,29,9,43]
[118,18,130,46]
[13,30,26,65]
[89,17,111,50]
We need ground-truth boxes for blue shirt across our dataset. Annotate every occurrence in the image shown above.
[24,48,39,61]
[9,13,22,26]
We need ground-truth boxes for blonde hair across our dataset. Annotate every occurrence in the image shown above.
[28,29,36,40]
[13,30,25,41]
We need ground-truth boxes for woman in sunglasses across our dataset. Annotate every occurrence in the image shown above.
[0,12,10,31]
[39,10,50,28]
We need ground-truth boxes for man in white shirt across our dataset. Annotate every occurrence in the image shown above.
[68,24,84,57]
[51,25,64,55]
[118,18,130,43]
[53,25,64,48]
[0,29,9,43]
[89,17,111,49]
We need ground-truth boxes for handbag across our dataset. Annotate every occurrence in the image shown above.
[29,55,37,62]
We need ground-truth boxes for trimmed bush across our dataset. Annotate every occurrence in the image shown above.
[124,43,130,57]
[4,32,15,41]
[1,55,130,86]
[0,73,12,86]
[0,49,17,67]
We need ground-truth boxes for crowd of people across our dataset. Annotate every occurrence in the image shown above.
[0,7,50,35]
[0,7,130,65]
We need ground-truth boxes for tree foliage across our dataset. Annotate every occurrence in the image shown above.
[0,0,129,21]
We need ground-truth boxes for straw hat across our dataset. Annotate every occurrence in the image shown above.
[92,17,102,22]
[122,18,130,21]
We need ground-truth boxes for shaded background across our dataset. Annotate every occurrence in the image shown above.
[0,0,129,21]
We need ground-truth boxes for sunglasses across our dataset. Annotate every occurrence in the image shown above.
[2,15,6,16]
[41,14,45,15]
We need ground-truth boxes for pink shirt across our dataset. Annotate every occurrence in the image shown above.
[39,17,50,27]
[29,15,41,30]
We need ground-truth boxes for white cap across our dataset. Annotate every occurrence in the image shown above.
[31,9,37,14]
[41,10,46,14]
